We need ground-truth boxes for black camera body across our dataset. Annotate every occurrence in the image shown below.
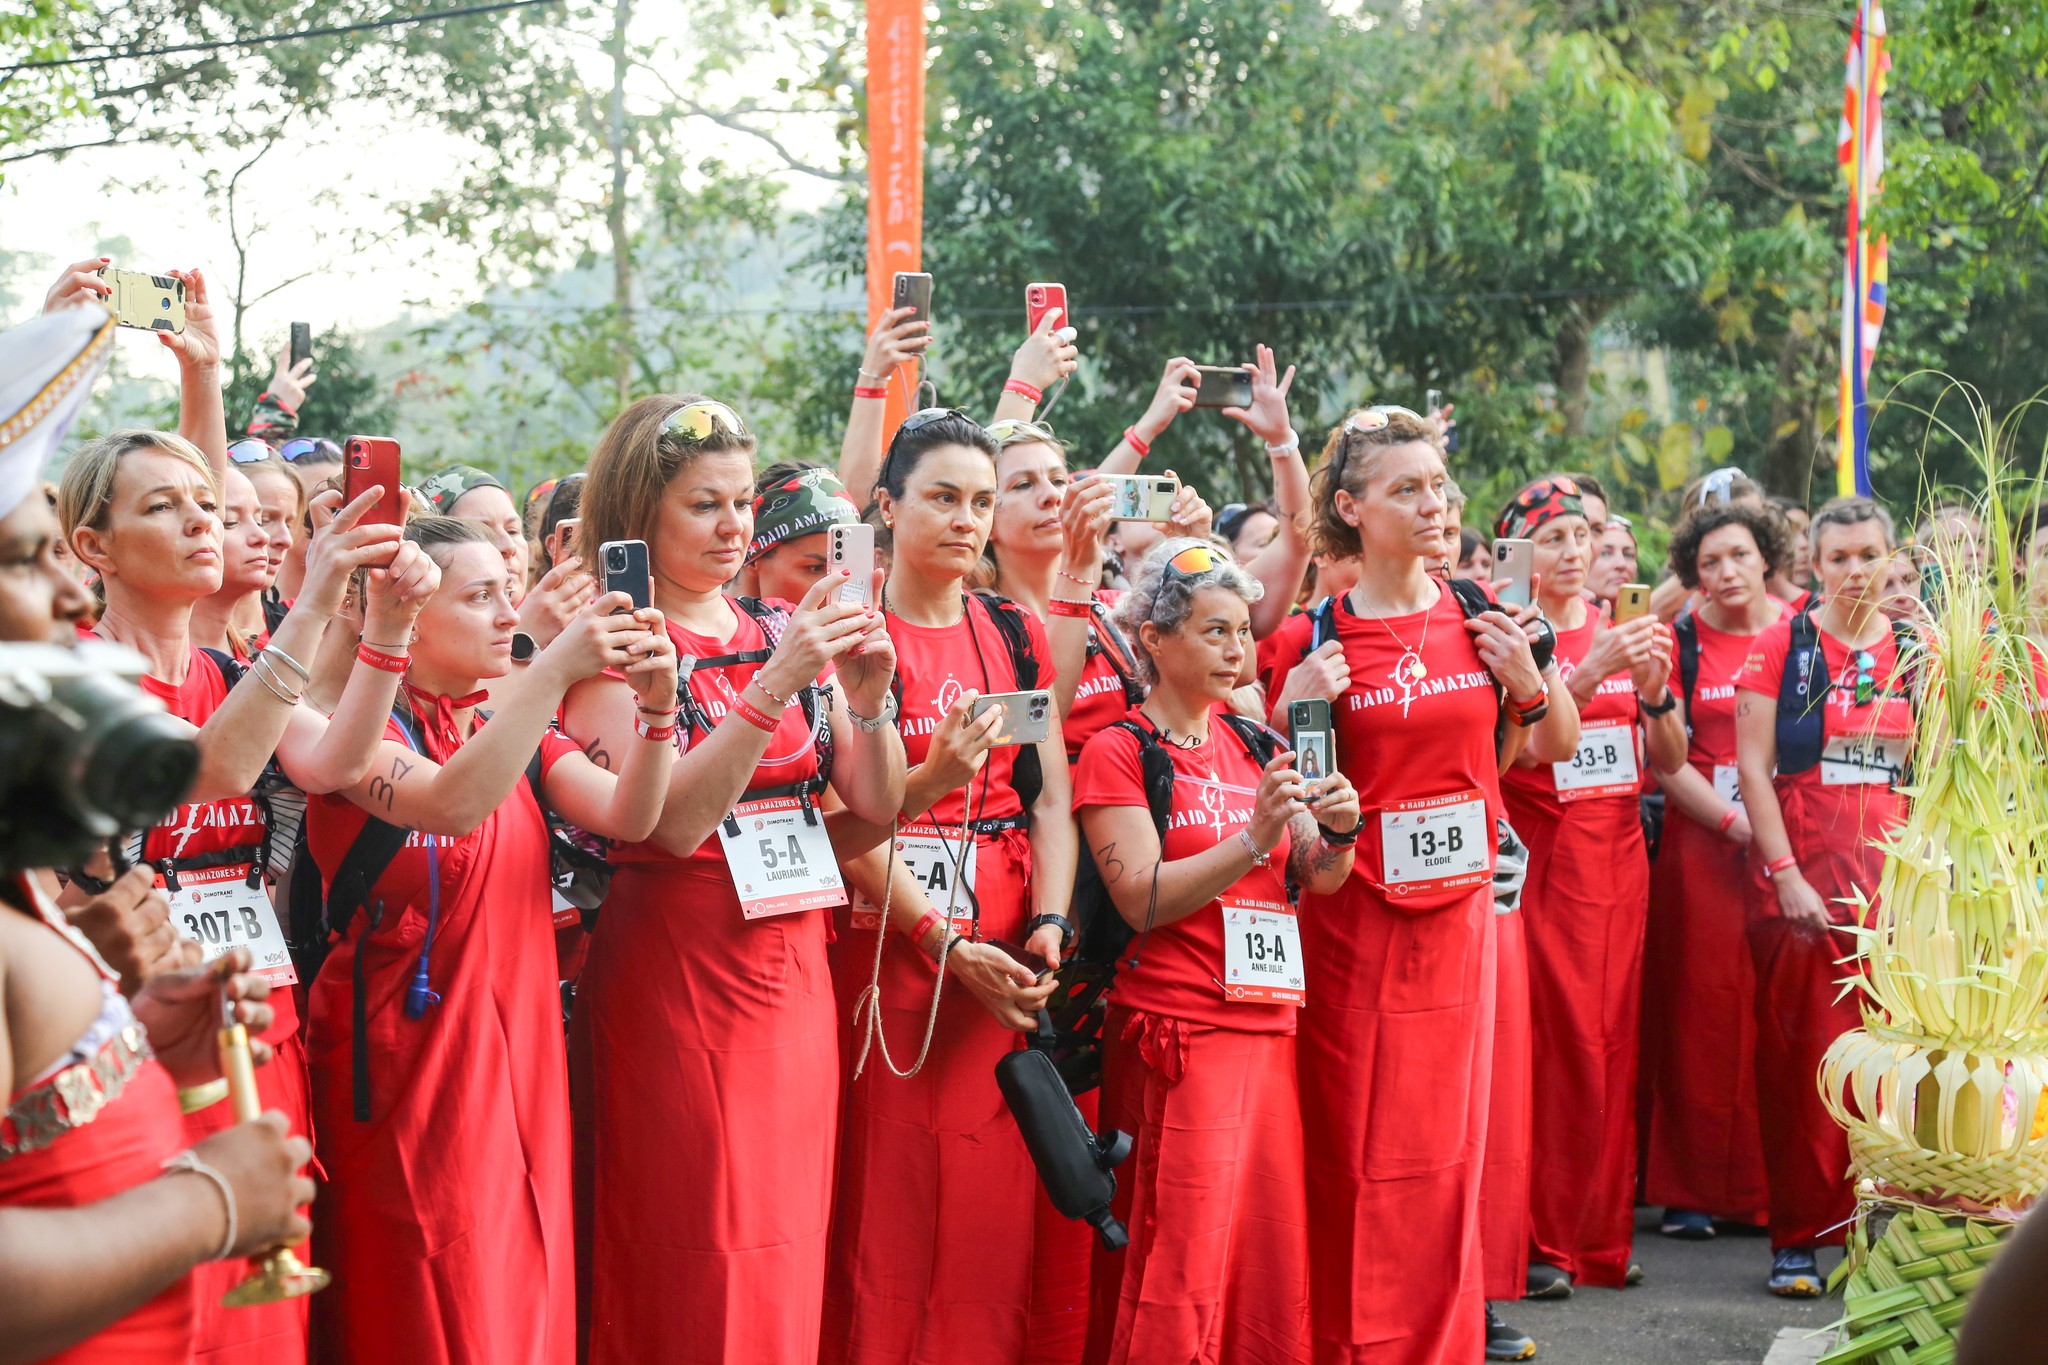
[0,642,199,873]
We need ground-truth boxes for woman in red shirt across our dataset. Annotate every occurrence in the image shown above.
[565,395,904,1365]
[57,427,416,1365]
[824,409,1076,1365]
[304,516,677,1364]
[1268,407,1543,1365]
[1733,496,1912,1297]
[1640,504,1792,1242]
[1074,538,1359,1364]
[1496,475,1686,1298]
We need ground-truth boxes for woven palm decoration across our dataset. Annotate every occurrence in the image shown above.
[1815,408,2042,1360]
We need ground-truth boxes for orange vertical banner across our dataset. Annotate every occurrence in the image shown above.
[866,0,925,440]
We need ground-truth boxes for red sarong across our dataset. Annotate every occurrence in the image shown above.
[1297,881,1495,1365]
[1084,1008,1309,1365]
[1506,786,1647,1289]
[1478,905,1531,1302]
[304,750,573,1364]
[1639,810,1769,1222]
[823,830,1037,1365]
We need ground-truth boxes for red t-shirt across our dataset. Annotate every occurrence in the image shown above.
[1062,596,1141,762]
[615,599,824,870]
[1732,616,1914,796]
[1674,606,1792,777]
[891,595,1051,829]
[1502,614,1643,803]
[1255,608,1316,698]
[1267,581,1501,913]
[1072,709,1295,1032]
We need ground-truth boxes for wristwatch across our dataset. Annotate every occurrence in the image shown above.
[846,691,898,733]
[1639,688,1678,716]
[510,630,539,664]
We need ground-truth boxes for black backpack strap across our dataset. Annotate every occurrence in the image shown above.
[1441,578,1509,753]
[973,590,1042,690]
[201,646,246,691]
[1775,601,1828,774]
[1216,711,1283,768]
[1305,596,1339,654]
[1674,612,1701,736]
[1086,601,1146,707]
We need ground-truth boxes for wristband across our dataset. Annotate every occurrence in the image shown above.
[1508,685,1548,713]
[356,643,409,673]
[162,1149,238,1261]
[1027,913,1075,948]
[1639,689,1678,716]
[635,712,679,742]
[1122,426,1152,459]
[1047,598,1092,619]
[1766,854,1800,877]
[731,697,778,734]
[1510,701,1549,728]
[1003,378,1043,404]
[1266,429,1301,457]
[908,908,946,956]
[853,385,888,401]
[1718,808,1739,835]
[1237,827,1272,868]
[1316,821,1359,848]
[750,678,792,710]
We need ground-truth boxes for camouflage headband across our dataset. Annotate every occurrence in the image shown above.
[747,467,856,565]
[418,464,506,516]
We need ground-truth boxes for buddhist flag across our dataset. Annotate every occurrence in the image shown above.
[865,0,925,441]
[1836,0,1889,497]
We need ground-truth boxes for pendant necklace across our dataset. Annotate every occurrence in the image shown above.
[1357,589,1431,681]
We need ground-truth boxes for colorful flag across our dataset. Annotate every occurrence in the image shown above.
[1837,0,1890,497]
[865,0,926,442]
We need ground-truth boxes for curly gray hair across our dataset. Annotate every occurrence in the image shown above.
[1112,536,1264,688]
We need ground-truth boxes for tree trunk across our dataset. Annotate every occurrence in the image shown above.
[1760,311,1829,503]
[607,0,634,414]
[1552,302,1602,437]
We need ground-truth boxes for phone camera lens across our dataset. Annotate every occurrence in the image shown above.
[607,548,625,570]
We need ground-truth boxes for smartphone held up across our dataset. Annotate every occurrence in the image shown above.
[97,267,185,333]
[343,437,404,528]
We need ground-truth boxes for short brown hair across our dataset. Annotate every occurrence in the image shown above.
[1308,408,1439,560]
[1667,503,1792,589]
[577,394,757,563]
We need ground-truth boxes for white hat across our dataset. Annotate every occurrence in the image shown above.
[0,305,117,521]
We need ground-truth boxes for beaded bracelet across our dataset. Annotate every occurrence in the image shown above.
[731,696,778,733]
[356,643,408,673]
[1004,378,1043,404]
[1123,427,1152,459]
[751,678,792,710]
[1047,598,1092,619]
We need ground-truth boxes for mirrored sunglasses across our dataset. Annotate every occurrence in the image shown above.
[660,400,747,442]
[228,438,274,464]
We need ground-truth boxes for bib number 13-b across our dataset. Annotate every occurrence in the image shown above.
[719,797,846,920]
[1378,790,1491,899]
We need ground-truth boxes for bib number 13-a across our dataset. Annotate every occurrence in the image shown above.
[719,797,846,920]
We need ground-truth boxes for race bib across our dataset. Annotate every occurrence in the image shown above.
[1714,763,1744,806]
[850,822,980,934]
[1378,790,1491,898]
[171,863,296,987]
[1821,733,1904,787]
[1552,720,1640,801]
[1221,898,1305,1005]
[718,797,846,920]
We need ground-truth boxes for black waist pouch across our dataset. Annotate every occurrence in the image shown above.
[996,1010,1133,1250]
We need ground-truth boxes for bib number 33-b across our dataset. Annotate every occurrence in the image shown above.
[719,797,846,920]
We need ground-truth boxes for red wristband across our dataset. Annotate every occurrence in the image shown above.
[854,385,887,400]
[906,908,945,952]
[1046,597,1092,619]
[1123,426,1151,459]
[356,643,408,673]
[731,696,778,733]
[1717,808,1739,835]
[1765,854,1799,876]
[1004,378,1043,404]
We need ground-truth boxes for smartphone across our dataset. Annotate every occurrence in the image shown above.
[1492,538,1536,607]
[1190,364,1255,410]
[552,517,582,562]
[1426,388,1443,414]
[289,321,312,369]
[1098,472,1180,523]
[1613,583,1651,623]
[828,523,875,606]
[892,271,933,327]
[988,937,1053,980]
[342,436,403,528]
[1025,281,1067,336]
[97,267,185,333]
[600,539,653,612]
[1287,699,1335,796]
[970,689,1053,746]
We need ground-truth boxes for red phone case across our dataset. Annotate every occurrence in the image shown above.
[1026,282,1068,337]
[343,436,403,528]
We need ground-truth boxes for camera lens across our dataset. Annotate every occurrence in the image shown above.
[51,675,199,831]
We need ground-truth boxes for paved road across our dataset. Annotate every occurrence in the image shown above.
[1498,1210,1843,1364]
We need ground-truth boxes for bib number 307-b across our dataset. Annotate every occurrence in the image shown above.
[1221,898,1305,1005]
[172,863,296,987]
[718,796,846,920]
[1377,789,1491,899]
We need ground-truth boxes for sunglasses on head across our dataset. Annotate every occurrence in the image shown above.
[985,418,1058,449]
[879,408,977,487]
[1164,543,1223,580]
[660,400,747,442]
[1697,467,1749,507]
[1510,475,1581,512]
[228,438,274,465]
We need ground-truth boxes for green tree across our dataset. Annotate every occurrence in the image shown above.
[223,325,398,446]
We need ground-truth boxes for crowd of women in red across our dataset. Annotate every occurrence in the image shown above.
[3,258,1934,1365]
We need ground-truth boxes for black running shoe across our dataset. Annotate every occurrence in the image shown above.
[1524,1263,1573,1300]
[1485,1302,1538,1360]
[1660,1209,1715,1240]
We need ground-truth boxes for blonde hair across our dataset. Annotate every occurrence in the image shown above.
[57,430,219,540]
[578,394,757,564]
